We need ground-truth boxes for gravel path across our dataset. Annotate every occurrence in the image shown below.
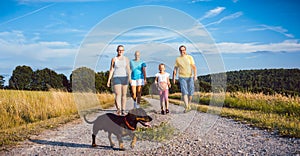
[1,98,299,156]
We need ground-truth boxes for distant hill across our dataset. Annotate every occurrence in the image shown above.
[199,68,300,96]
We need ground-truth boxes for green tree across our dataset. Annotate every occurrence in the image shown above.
[59,74,71,92]
[9,65,34,90]
[71,67,96,92]
[0,75,4,89]
[32,68,65,91]
[201,68,300,96]
[95,71,111,93]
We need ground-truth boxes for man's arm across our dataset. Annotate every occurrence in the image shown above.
[191,64,197,81]
[172,66,177,84]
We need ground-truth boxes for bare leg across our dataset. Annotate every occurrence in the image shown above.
[136,86,142,104]
[131,85,138,108]
[131,85,137,102]
[188,95,193,109]
[114,84,122,114]
[121,84,128,113]
[183,95,189,109]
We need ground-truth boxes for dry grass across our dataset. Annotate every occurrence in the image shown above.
[0,89,115,147]
[168,92,300,138]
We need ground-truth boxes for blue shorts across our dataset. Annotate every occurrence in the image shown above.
[113,76,128,85]
[179,77,194,96]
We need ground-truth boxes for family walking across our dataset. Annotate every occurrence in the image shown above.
[107,44,197,115]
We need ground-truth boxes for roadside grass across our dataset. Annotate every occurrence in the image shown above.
[168,92,300,138]
[136,122,177,142]
[0,90,114,148]
[135,99,177,142]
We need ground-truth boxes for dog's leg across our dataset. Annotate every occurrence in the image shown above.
[130,134,137,149]
[108,132,115,148]
[92,125,100,147]
[92,134,97,147]
[117,135,124,150]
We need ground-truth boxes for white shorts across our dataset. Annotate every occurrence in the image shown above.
[131,79,144,86]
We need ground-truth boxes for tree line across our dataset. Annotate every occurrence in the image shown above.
[1,65,299,96]
[199,68,300,96]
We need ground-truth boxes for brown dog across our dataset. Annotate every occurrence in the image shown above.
[83,108,152,150]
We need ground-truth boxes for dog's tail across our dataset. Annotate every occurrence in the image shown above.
[83,114,94,124]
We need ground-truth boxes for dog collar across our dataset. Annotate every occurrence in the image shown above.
[124,117,135,131]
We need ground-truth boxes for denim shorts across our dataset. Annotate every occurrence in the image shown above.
[113,76,128,85]
[179,77,194,96]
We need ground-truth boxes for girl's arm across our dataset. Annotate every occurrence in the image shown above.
[167,76,171,88]
[154,76,158,84]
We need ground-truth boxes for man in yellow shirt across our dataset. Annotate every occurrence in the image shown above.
[172,45,197,113]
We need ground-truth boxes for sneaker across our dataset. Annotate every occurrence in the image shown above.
[134,101,140,108]
[166,109,169,114]
[161,110,165,115]
[121,110,125,115]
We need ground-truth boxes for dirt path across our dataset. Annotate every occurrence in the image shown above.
[1,98,299,155]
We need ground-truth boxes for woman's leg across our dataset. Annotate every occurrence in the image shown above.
[136,86,142,104]
[131,85,137,102]
[121,84,128,113]
[113,84,122,114]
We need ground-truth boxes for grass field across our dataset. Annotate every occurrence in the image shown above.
[0,90,115,147]
[168,92,300,138]
[1,89,299,148]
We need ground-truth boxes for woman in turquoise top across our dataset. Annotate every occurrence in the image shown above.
[130,51,147,108]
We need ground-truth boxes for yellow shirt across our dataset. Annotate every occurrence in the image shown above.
[174,55,195,78]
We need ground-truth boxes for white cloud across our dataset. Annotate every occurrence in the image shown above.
[248,24,294,38]
[217,40,300,53]
[199,7,226,21]
[39,41,70,47]
[205,11,243,27]
[0,31,76,61]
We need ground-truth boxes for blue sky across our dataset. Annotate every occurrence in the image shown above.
[1,0,300,85]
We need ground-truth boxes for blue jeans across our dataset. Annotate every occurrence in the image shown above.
[179,77,194,96]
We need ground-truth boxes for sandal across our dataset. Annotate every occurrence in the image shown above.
[166,109,169,114]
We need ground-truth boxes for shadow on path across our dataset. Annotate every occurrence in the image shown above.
[29,139,124,151]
